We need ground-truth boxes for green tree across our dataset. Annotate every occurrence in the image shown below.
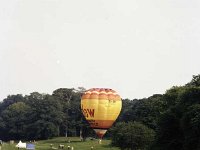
[117,99,138,122]
[179,87,200,150]
[0,94,24,113]
[111,122,155,150]
[0,116,6,140]
[52,87,92,139]
[181,104,200,150]
[154,107,184,150]
[163,86,185,108]
[186,74,200,87]
[52,88,76,136]
[154,86,200,150]
[25,93,64,139]
[120,95,164,130]
[1,102,30,140]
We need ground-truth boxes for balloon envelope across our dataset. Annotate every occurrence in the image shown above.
[81,88,122,138]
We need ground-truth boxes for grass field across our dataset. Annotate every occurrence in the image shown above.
[0,137,120,150]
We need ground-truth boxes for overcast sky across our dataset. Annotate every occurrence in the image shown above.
[0,0,200,101]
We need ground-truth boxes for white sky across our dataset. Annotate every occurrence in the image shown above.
[0,0,200,100]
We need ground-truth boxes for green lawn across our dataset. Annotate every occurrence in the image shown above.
[0,137,120,150]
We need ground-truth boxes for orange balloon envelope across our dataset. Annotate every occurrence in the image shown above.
[81,88,122,138]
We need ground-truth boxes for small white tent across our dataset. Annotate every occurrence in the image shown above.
[16,141,26,149]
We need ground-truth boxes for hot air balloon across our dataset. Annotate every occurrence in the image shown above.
[81,88,122,139]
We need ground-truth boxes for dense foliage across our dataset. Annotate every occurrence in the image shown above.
[111,122,155,150]
[0,74,200,150]
[0,88,91,140]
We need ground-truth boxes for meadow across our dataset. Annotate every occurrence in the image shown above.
[0,137,120,150]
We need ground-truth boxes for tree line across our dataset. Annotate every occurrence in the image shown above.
[0,88,91,140]
[0,75,200,150]
[111,74,200,150]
